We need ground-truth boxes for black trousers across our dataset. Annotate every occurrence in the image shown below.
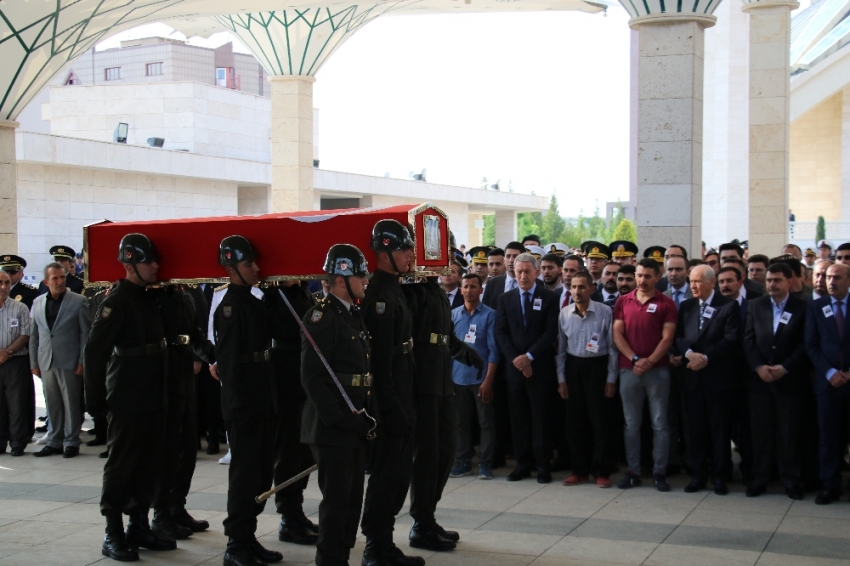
[0,357,34,448]
[197,366,223,444]
[492,364,512,460]
[565,355,616,478]
[224,411,275,540]
[274,394,313,518]
[101,410,165,516]
[361,416,414,539]
[153,389,198,513]
[506,374,554,471]
[816,386,850,489]
[409,394,455,525]
[682,382,735,480]
[311,444,365,566]
[749,387,801,488]
[732,387,753,480]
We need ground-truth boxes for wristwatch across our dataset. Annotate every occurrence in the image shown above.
[632,355,640,363]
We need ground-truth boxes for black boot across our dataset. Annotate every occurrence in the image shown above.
[151,509,193,540]
[278,515,318,545]
[249,538,283,563]
[435,523,459,543]
[224,538,266,566]
[171,507,209,532]
[125,513,177,551]
[383,535,426,566]
[102,514,139,562]
[361,536,383,566]
[409,522,456,551]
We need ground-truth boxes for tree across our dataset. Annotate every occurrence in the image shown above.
[541,194,567,244]
[611,218,637,243]
[518,212,543,241]
[482,215,495,246]
[817,215,826,242]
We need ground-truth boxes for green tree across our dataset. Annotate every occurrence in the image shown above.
[518,212,543,241]
[541,194,567,244]
[611,218,637,243]
[816,215,826,242]
[482,215,495,246]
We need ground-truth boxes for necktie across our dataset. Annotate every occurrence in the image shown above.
[674,290,682,307]
[699,301,706,331]
[562,290,571,309]
[836,300,845,339]
[523,292,532,326]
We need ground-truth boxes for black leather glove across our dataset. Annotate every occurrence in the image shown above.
[461,345,485,370]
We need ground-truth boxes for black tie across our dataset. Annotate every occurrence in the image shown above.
[523,292,532,327]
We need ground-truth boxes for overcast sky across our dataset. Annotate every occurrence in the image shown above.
[99,8,632,218]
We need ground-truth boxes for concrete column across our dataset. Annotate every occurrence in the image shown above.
[840,88,850,221]
[494,209,517,246]
[269,76,314,212]
[0,121,18,253]
[633,15,715,254]
[743,0,797,255]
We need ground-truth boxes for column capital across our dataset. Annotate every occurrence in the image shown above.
[741,0,799,11]
[628,12,717,30]
[0,120,20,130]
[267,75,316,84]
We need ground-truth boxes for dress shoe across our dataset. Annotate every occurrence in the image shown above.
[666,464,682,477]
[171,508,209,532]
[684,477,706,493]
[224,541,266,566]
[35,425,47,433]
[506,467,531,482]
[563,474,589,486]
[537,470,552,484]
[653,473,670,492]
[383,538,426,566]
[33,445,63,457]
[409,522,456,551]
[38,415,47,422]
[87,438,106,447]
[435,523,459,543]
[361,536,382,566]
[745,483,766,497]
[279,515,318,545]
[99,450,109,458]
[125,523,177,551]
[63,446,80,458]
[151,515,193,540]
[10,447,24,456]
[491,456,506,470]
[249,538,283,563]
[815,488,842,505]
[786,486,804,501]
[596,476,612,488]
[102,533,139,562]
[205,441,220,455]
[713,478,728,496]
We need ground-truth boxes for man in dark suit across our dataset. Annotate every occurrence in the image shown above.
[495,252,560,483]
[482,242,523,309]
[590,262,620,307]
[806,262,850,504]
[745,263,810,500]
[440,260,465,310]
[654,244,688,293]
[673,265,740,495]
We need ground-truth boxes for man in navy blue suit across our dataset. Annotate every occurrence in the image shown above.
[806,262,850,504]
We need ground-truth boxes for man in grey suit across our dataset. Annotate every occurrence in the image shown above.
[30,263,91,458]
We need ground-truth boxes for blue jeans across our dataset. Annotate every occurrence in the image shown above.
[620,367,670,475]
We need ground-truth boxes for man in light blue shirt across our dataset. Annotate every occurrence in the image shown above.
[450,274,499,480]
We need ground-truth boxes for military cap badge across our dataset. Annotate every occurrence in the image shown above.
[376,302,386,314]
[311,311,323,323]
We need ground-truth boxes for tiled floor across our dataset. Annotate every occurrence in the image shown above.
[2,397,850,565]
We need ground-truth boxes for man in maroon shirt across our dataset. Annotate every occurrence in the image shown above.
[613,258,678,491]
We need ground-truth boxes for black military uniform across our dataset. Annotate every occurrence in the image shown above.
[38,245,84,294]
[405,277,482,551]
[302,244,375,566]
[86,286,113,454]
[360,220,422,566]
[214,236,281,566]
[0,255,38,308]
[83,234,175,562]
[151,285,215,539]
[264,282,319,544]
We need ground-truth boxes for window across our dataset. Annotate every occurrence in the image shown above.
[146,62,163,76]
[64,72,81,86]
[104,67,122,81]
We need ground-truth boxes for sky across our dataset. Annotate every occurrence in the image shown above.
[97,7,633,218]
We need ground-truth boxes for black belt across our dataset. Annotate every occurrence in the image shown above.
[395,339,414,355]
[241,349,271,363]
[429,333,449,346]
[337,373,373,387]
[114,339,167,357]
[168,334,190,347]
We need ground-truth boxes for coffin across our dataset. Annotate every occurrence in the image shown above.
[84,203,450,285]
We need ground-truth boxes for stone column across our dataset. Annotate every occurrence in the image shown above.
[743,0,797,255]
[631,14,716,254]
[269,76,315,212]
[494,209,517,246]
[842,88,850,221]
[0,121,18,253]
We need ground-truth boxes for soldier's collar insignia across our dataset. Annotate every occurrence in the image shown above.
[311,310,323,322]
[223,306,232,318]
[14,295,22,301]
[375,302,386,314]
[2,256,8,261]
[101,306,112,319]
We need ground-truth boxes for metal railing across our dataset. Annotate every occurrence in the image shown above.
[789,221,850,243]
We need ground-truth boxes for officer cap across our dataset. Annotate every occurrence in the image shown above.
[817,239,834,250]
[609,240,638,258]
[0,254,27,271]
[50,245,76,261]
[581,241,610,260]
[805,247,817,257]
[643,245,666,263]
[219,235,256,267]
[324,244,368,277]
[371,220,414,253]
[467,246,490,264]
[546,243,569,256]
[118,233,159,264]
[525,245,545,260]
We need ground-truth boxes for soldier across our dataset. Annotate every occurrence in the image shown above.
[150,285,215,539]
[84,234,175,562]
[87,284,114,458]
[581,242,611,287]
[609,241,638,266]
[360,220,422,566]
[39,246,84,294]
[263,280,319,545]
[301,244,375,566]
[0,255,38,308]
[405,270,483,552]
[213,235,280,566]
